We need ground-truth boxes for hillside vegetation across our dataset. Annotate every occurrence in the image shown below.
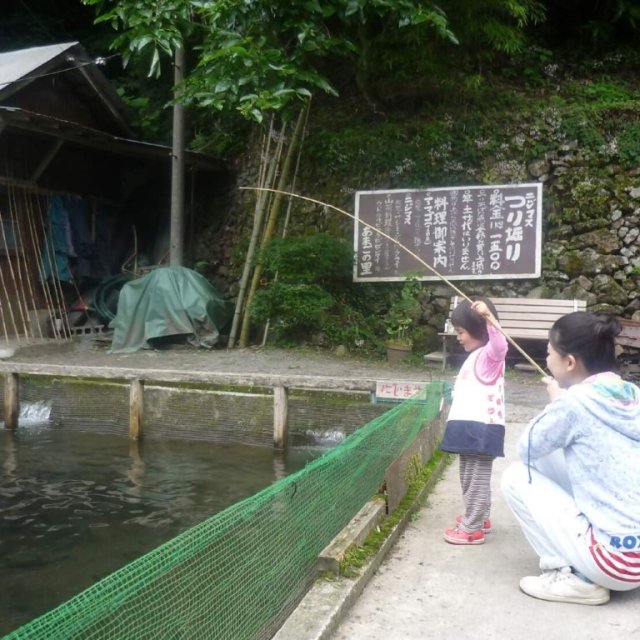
[209,46,640,355]
[4,1,640,356]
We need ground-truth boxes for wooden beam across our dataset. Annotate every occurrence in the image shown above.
[4,373,19,429]
[30,139,64,183]
[0,177,121,206]
[76,63,131,134]
[273,385,288,449]
[129,378,144,440]
[0,362,423,393]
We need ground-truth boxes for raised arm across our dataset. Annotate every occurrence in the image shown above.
[472,300,508,381]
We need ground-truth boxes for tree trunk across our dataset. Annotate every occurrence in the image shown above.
[169,46,186,266]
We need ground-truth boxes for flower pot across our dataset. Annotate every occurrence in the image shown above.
[385,341,412,365]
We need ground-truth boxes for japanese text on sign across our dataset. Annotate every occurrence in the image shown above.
[354,183,542,282]
[375,381,425,402]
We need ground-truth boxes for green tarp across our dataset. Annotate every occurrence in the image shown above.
[109,266,233,354]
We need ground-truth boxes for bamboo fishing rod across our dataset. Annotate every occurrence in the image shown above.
[34,195,72,340]
[23,189,61,340]
[0,209,22,342]
[239,186,548,377]
[7,181,37,339]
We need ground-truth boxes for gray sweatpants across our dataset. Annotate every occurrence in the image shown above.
[501,452,640,591]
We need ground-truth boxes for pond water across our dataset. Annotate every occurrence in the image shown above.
[0,403,336,636]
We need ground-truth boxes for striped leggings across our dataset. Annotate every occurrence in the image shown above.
[458,453,495,533]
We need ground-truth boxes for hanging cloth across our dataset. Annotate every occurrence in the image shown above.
[41,194,73,282]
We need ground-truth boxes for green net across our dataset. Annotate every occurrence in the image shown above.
[4,380,448,640]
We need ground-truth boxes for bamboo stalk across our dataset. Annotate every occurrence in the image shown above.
[0,205,30,338]
[227,121,275,348]
[7,182,36,339]
[34,195,71,339]
[10,183,42,339]
[228,119,285,348]
[239,104,309,348]
[261,100,312,347]
[32,195,63,339]
[23,190,58,339]
[239,186,547,376]
[0,277,10,343]
[0,207,21,342]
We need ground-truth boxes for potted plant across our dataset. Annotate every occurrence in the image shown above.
[384,274,422,364]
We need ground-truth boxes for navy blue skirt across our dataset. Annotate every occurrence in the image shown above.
[440,420,505,457]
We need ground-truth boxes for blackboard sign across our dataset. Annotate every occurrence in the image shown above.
[353,183,542,282]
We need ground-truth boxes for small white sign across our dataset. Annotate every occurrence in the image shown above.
[375,381,425,401]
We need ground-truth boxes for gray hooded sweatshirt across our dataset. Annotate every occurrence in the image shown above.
[518,372,640,550]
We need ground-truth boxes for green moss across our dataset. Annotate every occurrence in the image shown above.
[337,450,451,578]
[618,123,640,168]
[559,251,588,278]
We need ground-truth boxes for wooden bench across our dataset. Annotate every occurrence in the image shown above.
[429,296,587,372]
[617,319,640,381]
[617,318,640,350]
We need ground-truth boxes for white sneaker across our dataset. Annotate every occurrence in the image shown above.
[519,567,610,605]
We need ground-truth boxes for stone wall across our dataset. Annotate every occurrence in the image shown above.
[199,132,640,348]
[415,142,640,337]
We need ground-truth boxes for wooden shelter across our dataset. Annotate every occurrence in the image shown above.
[0,42,230,344]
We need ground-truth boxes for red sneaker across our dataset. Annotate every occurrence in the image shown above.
[455,515,492,533]
[443,526,485,545]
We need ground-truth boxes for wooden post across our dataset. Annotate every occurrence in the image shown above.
[4,373,18,429]
[129,378,144,440]
[273,385,288,449]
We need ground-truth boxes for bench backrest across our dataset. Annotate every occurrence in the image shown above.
[618,319,640,349]
[443,296,587,340]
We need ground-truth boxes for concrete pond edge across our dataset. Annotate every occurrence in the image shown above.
[273,454,449,640]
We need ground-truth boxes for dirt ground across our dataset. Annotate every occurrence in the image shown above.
[2,336,546,414]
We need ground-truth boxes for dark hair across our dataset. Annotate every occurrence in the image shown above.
[549,311,621,374]
[450,296,499,343]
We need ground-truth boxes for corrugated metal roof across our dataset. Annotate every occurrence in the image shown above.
[0,42,78,89]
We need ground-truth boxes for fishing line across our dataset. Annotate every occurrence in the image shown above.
[239,186,547,376]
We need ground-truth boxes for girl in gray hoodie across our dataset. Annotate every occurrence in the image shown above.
[502,312,640,605]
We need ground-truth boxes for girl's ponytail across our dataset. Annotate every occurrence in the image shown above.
[550,311,620,374]
[592,314,622,343]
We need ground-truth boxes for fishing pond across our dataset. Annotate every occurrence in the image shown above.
[0,402,341,635]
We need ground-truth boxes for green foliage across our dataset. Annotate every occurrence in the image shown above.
[257,234,354,285]
[82,0,551,122]
[439,0,546,65]
[82,0,193,77]
[251,282,335,342]
[322,307,378,353]
[384,274,423,345]
[115,86,171,141]
[503,44,553,87]
[618,123,640,168]
[249,234,354,343]
[559,115,605,150]
[83,0,192,75]
[83,0,460,122]
[567,80,636,106]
